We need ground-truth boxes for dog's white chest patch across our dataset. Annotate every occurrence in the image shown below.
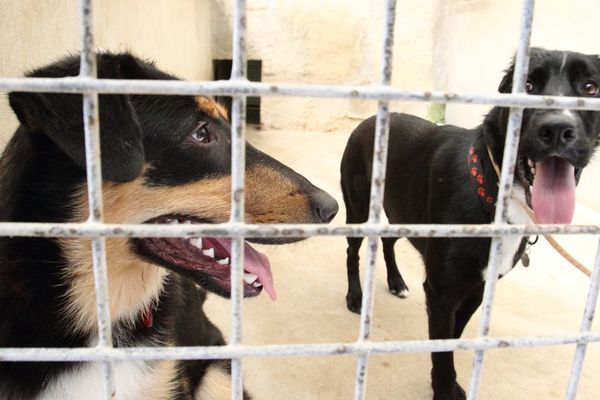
[38,361,153,400]
[482,185,531,280]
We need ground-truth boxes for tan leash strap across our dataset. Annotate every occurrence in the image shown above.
[542,234,592,277]
[486,146,592,278]
[515,199,592,278]
[486,146,502,177]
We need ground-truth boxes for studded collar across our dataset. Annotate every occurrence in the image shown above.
[467,143,499,214]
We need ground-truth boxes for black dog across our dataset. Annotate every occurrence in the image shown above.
[0,52,338,399]
[341,48,600,400]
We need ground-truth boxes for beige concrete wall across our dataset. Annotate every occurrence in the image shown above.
[209,0,440,132]
[2,1,597,209]
[208,0,600,210]
[0,0,213,149]
[436,0,600,210]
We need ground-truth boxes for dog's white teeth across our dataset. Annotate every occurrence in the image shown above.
[183,220,193,225]
[526,159,536,177]
[243,272,258,284]
[190,238,203,249]
[168,219,179,225]
[217,257,229,265]
[252,281,262,288]
[202,248,215,258]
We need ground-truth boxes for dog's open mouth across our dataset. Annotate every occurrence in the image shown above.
[517,156,576,224]
[135,215,276,300]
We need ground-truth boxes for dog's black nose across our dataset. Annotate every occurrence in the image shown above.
[538,118,577,147]
[312,190,339,223]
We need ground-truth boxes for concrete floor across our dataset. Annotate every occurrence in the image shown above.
[204,127,600,400]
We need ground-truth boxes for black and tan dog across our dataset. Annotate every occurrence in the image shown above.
[341,48,600,400]
[0,52,338,399]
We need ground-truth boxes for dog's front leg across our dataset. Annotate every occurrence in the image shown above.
[453,282,484,339]
[423,279,466,400]
[382,237,409,297]
[345,237,365,313]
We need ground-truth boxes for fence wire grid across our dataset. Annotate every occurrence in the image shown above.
[0,0,599,399]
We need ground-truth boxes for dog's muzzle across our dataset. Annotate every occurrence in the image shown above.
[520,111,586,224]
[522,111,592,166]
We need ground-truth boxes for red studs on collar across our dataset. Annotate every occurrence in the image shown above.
[468,145,496,211]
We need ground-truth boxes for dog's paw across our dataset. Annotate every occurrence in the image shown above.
[345,292,363,314]
[387,276,409,298]
[388,286,409,298]
[453,383,466,400]
[432,383,466,400]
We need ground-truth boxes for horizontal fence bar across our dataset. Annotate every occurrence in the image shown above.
[0,222,597,238]
[2,77,600,110]
[1,333,597,362]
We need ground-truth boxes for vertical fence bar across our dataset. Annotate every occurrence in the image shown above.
[467,1,535,398]
[230,0,248,398]
[564,238,600,399]
[79,0,115,399]
[353,1,397,399]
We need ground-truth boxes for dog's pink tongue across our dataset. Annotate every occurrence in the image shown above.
[243,244,276,300]
[216,238,276,300]
[532,157,576,224]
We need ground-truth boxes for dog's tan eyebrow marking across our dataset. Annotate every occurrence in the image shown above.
[195,96,229,121]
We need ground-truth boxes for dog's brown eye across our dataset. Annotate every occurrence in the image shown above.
[525,81,534,94]
[583,82,599,96]
[191,122,211,143]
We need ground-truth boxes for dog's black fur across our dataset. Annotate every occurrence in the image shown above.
[0,52,338,399]
[341,48,600,400]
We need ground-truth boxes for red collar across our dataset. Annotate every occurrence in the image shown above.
[467,144,498,214]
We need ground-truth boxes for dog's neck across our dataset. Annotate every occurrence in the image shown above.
[467,137,500,214]
[60,236,168,333]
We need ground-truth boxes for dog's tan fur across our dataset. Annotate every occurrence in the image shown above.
[58,162,306,396]
[61,164,311,332]
[194,364,234,400]
[142,360,180,400]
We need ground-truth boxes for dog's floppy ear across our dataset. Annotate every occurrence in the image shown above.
[8,54,145,182]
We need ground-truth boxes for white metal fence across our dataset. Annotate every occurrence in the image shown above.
[0,0,599,399]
